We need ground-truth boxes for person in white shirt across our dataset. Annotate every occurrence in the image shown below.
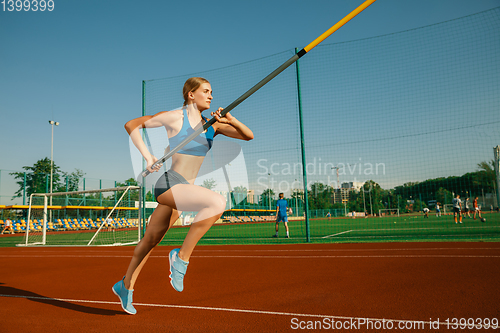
[452,194,462,224]
[1,219,14,234]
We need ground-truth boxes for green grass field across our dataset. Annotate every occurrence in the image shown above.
[180,212,500,245]
[1,212,499,247]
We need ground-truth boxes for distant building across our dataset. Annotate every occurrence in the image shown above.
[247,190,255,204]
[341,181,364,191]
[332,182,364,204]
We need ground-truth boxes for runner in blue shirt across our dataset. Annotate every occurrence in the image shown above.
[273,193,290,238]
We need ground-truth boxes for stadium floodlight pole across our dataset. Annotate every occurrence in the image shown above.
[48,120,59,224]
[142,0,377,177]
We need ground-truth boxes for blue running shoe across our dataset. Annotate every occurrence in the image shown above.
[169,248,189,292]
[112,277,137,315]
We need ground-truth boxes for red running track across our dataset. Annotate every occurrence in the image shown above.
[0,242,499,332]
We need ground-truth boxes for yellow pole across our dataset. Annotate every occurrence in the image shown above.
[142,0,377,177]
[304,0,376,53]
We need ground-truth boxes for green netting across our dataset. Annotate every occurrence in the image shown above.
[0,9,499,248]
[144,8,500,244]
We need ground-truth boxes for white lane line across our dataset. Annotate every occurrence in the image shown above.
[1,254,499,259]
[4,247,500,253]
[0,293,466,328]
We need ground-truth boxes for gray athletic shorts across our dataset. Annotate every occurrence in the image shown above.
[154,169,189,202]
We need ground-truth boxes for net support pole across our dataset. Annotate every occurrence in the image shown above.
[295,47,311,242]
[141,80,147,238]
[142,0,377,177]
[494,146,500,209]
[23,172,26,205]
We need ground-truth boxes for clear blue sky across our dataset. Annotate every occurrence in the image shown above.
[1,0,498,190]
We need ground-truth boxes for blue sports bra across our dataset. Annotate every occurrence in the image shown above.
[169,108,214,156]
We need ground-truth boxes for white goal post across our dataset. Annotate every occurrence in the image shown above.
[18,186,142,246]
[378,208,400,217]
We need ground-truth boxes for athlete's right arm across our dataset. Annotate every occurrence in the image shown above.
[124,112,168,134]
[124,112,168,172]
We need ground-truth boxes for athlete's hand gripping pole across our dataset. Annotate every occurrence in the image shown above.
[141,0,376,177]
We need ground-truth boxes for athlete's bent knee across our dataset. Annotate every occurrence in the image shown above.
[211,193,226,215]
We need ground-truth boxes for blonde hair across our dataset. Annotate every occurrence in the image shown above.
[183,77,210,106]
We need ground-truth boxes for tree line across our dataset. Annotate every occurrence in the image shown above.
[10,158,147,204]
[10,158,496,214]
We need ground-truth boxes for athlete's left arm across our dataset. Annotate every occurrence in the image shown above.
[211,108,254,141]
